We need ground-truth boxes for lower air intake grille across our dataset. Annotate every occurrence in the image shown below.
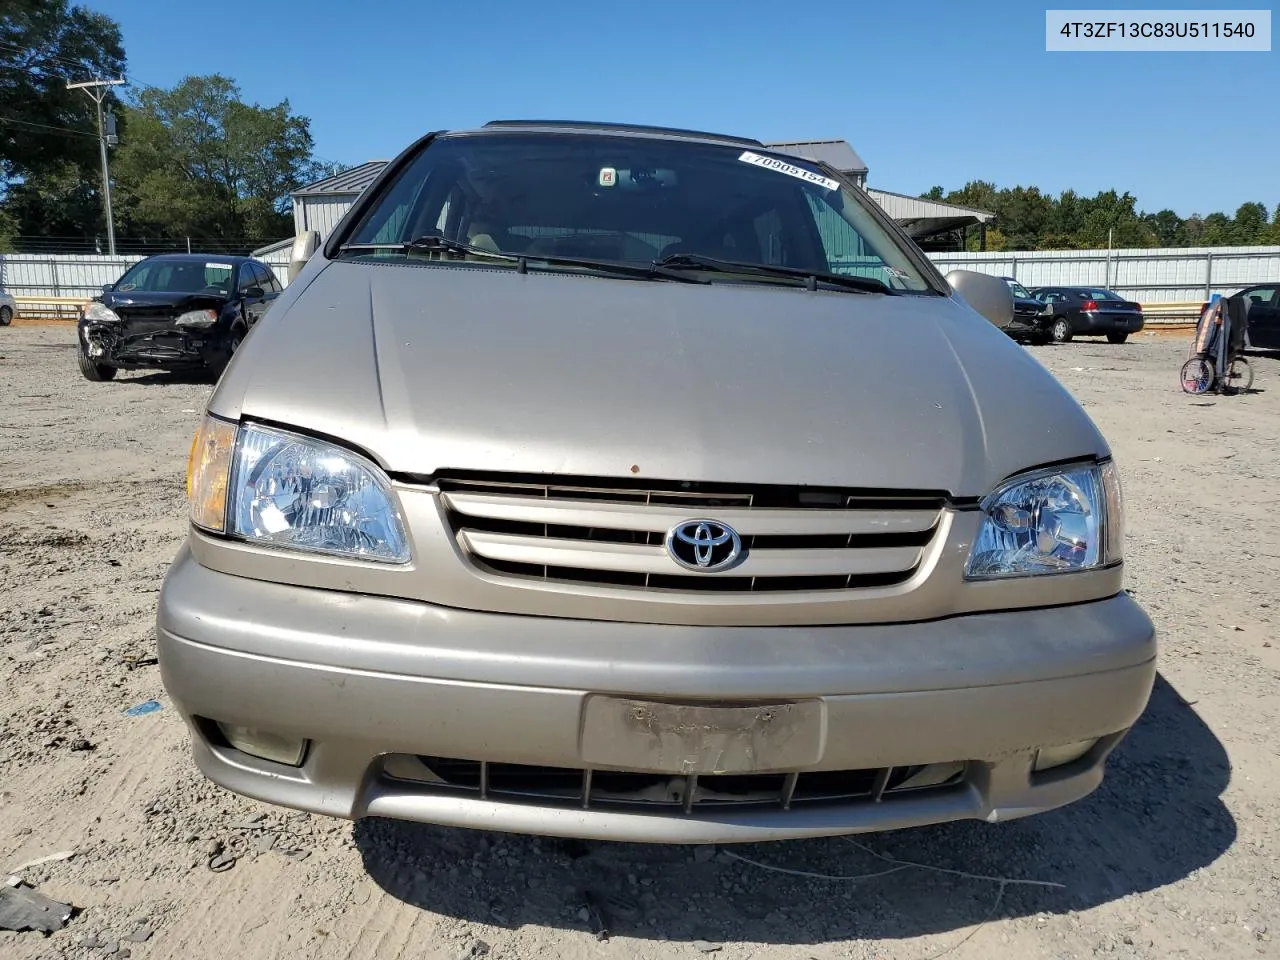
[382,755,968,813]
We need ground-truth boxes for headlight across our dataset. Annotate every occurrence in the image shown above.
[175,309,218,327]
[186,417,409,563]
[84,302,121,323]
[965,462,1123,579]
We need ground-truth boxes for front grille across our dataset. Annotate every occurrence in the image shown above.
[383,755,967,813]
[438,475,946,594]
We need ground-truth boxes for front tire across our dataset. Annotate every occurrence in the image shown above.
[77,344,117,381]
[1107,332,1128,344]
[0,305,12,326]
[1050,317,1073,343]
[211,324,246,380]
[1180,357,1214,395]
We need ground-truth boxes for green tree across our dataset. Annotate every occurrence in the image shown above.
[1233,202,1269,244]
[0,0,127,241]
[113,74,325,246]
[1199,212,1237,245]
[1144,209,1182,247]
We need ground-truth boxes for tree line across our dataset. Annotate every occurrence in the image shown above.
[924,182,1280,251]
[1,0,337,253]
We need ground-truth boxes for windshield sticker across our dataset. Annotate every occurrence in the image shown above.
[598,167,617,187]
[117,282,136,292]
[207,262,233,270]
[738,151,839,191]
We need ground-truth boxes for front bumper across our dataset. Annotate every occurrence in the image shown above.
[80,322,227,369]
[156,545,1157,843]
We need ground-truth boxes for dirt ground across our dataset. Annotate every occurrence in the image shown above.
[2,323,1278,960]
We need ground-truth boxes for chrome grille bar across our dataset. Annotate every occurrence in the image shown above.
[445,491,940,536]
[460,530,923,578]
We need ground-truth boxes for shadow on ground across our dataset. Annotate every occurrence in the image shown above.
[119,369,215,386]
[353,674,1233,945]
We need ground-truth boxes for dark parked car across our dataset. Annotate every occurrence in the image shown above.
[999,276,1053,343]
[1200,284,1280,351]
[1030,287,1144,344]
[77,254,281,381]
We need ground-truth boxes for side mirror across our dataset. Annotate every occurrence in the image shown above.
[102,283,115,294]
[946,270,1015,329]
[244,286,265,299]
[289,230,320,283]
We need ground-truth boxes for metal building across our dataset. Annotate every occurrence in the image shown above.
[291,161,389,238]
[285,137,993,252]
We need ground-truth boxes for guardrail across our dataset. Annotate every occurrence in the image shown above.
[13,295,85,321]
[1137,301,1202,324]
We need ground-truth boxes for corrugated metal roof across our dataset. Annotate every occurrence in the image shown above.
[865,188,995,222]
[763,140,868,175]
[292,160,389,197]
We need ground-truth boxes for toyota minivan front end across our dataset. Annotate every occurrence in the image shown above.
[156,121,1156,843]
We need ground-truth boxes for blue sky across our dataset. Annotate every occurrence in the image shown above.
[93,0,1276,217]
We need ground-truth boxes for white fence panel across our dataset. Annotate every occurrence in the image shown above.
[0,251,296,298]
[6,245,1279,306]
[927,246,1280,303]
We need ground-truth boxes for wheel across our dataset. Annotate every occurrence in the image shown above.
[77,344,117,381]
[1050,317,1073,343]
[1222,357,1254,395]
[1180,357,1214,395]
[211,325,246,380]
[0,305,12,326]
[1107,332,1128,344]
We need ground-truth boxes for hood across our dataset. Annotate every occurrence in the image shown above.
[211,260,1108,498]
[100,290,228,314]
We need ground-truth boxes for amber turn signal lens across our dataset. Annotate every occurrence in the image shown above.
[187,415,237,532]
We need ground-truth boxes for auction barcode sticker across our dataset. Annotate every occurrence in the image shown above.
[739,151,840,191]
[1046,10,1271,50]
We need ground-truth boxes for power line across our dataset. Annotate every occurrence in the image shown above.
[0,38,120,76]
[0,114,98,138]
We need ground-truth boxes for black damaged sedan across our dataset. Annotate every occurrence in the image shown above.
[77,254,281,381]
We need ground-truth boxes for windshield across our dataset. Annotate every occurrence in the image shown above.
[342,132,936,293]
[1006,280,1033,299]
[114,259,234,295]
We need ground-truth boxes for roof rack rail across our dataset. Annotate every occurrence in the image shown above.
[481,119,762,147]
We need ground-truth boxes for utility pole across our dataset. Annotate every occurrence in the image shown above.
[67,78,124,255]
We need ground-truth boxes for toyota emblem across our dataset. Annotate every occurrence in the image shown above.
[665,519,743,572]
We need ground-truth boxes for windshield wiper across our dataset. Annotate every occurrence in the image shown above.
[338,235,706,284]
[651,253,895,294]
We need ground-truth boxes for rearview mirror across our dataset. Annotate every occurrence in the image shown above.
[946,270,1015,329]
[289,230,320,283]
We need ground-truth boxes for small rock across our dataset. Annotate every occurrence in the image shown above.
[69,739,95,752]
[453,939,490,959]
[230,813,267,830]
[693,941,723,953]
[693,846,716,863]
[204,839,223,857]
[254,834,277,855]
[124,926,153,943]
[102,940,119,955]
